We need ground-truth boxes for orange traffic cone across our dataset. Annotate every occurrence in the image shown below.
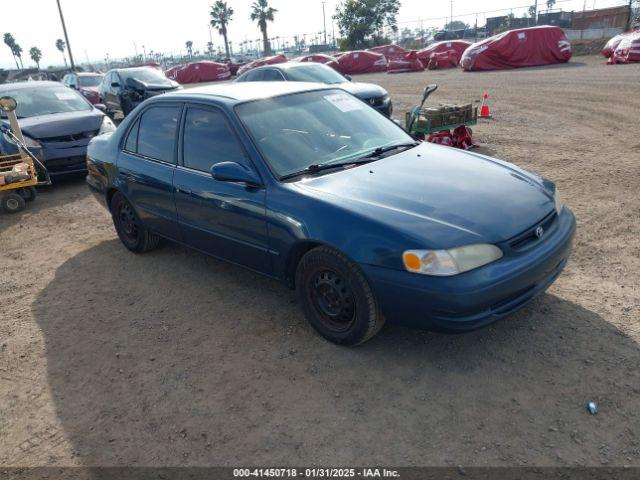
[479,92,492,118]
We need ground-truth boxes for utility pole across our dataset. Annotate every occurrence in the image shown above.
[450,0,453,28]
[628,0,634,30]
[322,2,328,45]
[56,0,75,70]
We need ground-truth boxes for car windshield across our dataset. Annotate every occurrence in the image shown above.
[236,89,412,178]
[78,75,103,87]
[0,84,91,119]
[285,64,346,84]
[120,68,168,83]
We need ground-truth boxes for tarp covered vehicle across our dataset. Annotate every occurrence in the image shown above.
[607,30,640,64]
[417,40,471,69]
[166,61,231,84]
[292,54,340,71]
[387,50,425,73]
[335,51,388,75]
[237,54,288,76]
[367,44,408,59]
[460,25,572,71]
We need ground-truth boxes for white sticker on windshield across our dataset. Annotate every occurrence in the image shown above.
[55,91,77,100]
[324,93,363,112]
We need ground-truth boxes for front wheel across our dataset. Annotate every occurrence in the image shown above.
[295,246,385,345]
[1,192,26,214]
[110,192,161,253]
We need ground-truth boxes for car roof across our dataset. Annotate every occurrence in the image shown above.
[166,81,335,102]
[76,72,103,76]
[0,81,61,90]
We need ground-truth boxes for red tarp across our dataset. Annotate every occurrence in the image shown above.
[460,25,572,71]
[293,54,340,71]
[417,40,471,68]
[387,50,425,73]
[607,30,640,64]
[335,51,388,74]
[367,44,409,59]
[164,65,182,79]
[237,54,288,76]
[166,61,231,84]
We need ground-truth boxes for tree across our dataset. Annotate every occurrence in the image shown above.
[12,42,23,69]
[207,41,214,57]
[528,5,537,18]
[3,33,20,69]
[56,38,68,67]
[334,0,400,50]
[546,0,556,10]
[250,0,277,56]
[444,20,468,31]
[29,47,42,69]
[210,1,234,60]
[185,40,193,58]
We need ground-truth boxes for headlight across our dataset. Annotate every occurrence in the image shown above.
[402,244,503,276]
[554,187,563,214]
[98,116,116,135]
[2,132,42,148]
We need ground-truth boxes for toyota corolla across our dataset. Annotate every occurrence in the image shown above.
[86,82,575,345]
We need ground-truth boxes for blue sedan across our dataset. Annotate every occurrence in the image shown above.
[86,82,575,345]
[0,81,115,177]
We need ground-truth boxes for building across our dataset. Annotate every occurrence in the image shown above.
[571,5,630,30]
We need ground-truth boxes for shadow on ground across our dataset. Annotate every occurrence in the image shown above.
[33,239,640,466]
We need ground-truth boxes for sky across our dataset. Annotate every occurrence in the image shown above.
[1,0,626,69]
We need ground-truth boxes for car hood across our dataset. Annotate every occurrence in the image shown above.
[80,86,99,93]
[336,81,387,99]
[294,143,555,246]
[126,77,179,91]
[10,109,104,140]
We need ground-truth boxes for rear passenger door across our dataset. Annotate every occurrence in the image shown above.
[118,103,183,241]
[173,104,270,273]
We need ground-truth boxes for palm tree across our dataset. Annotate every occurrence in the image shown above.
[210,1,234,60]
[12,43,23,69]
[29,47,43,69]
[185,40,193,59]
[250,0,277,56]
[56,38,68,67]
[3,33,19,69]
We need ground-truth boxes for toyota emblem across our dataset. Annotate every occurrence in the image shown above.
[535,226,544,239]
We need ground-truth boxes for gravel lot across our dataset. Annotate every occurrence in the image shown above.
[1,55,639,467]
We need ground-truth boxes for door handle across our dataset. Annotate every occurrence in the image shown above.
[176,186,192,195]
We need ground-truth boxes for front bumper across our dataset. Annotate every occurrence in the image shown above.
[361,207,576,331]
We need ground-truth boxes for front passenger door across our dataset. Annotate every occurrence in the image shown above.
[173,105,271,274]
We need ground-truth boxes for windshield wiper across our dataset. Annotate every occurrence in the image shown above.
[360,141,420,159]
[280,157,377,180]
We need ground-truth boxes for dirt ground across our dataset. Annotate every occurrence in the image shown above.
[1,55,639,468]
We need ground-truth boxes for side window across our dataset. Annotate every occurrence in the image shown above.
[182,107,248,172]
[245,69,264,81]
[124,118,140,152]
[136,106,180,163]
[262,69,284,81]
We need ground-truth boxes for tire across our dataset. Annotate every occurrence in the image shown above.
[18,186,37,202]
[1,193,26,214]
[110,191,161,253]
[295,246,385,345]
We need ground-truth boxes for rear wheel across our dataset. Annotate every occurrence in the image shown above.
[18,186,37,202]
[110,191,161,253]
[295,246,385,345]
[1,193,26,214]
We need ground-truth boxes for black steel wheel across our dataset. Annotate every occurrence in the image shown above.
[296,246,385,345]
[110,191,161,253]
[1,192,26,214]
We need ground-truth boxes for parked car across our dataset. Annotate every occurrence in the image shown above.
[98,67,180,118]
[61,71,104,104]
[86,82,575,345]
[235,62,393,117]
[0,81,115,177]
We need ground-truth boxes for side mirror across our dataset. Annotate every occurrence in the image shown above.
[210,161,263,188]
[94,103,107,112]
[344,74,352,82]
[111,82,120,88]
